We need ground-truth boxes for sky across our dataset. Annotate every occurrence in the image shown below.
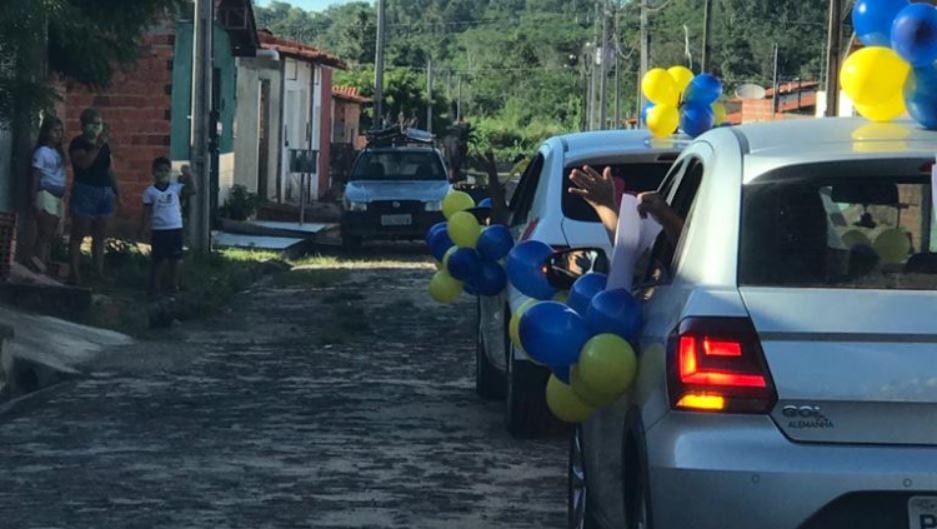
[257,0,365,12]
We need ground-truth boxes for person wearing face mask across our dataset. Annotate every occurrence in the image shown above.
[139,157,196,298]
[68,108,121,285]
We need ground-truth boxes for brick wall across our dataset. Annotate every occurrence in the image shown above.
[63,30,177,228]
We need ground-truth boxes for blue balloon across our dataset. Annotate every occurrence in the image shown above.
[519,302,591,367]
[640,101,655,123]
[684,74,723,106]
[568,273,608,316]
[905,65,937,129]
[448,248,481,282]
[464,276,480,296]
[476,260,507,296]
[506,240,557,300]
[553,364,571,384]
[428,229,454,262]
[478,198,493,208]
[426,222,448,247]
[892,3,937,67]
[854,0,910,47]
[586,288,644,339]
[477,225,515,262]
[680,102,716,138]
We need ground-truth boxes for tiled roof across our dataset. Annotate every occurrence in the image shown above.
[258,30,348,70]
[332,85,371,104]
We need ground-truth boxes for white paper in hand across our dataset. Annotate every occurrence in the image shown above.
[607,195,663,291]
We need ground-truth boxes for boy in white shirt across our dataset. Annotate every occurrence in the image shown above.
[140,157,196,297]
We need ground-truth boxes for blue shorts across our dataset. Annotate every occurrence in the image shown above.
[151,229,183,261]
[70,182,115,219]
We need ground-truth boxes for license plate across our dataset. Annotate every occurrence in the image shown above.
[381,214,412,226]
[909,496,937,529]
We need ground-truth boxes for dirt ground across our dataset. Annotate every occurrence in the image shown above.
[0,243,566,529]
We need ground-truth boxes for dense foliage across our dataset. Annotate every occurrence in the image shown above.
[255,0,831,158]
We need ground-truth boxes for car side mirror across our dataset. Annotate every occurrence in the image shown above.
[543,247,610,290]
[468,206,493,226]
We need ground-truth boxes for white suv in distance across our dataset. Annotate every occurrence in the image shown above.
[476,130,685,438]
[571,117,937,529]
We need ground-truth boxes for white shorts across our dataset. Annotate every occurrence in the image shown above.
[35,189,65,218]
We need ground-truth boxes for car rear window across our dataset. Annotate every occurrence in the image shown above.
[562,162,672,222]
[352,151,446,181]
[739,165,936,290]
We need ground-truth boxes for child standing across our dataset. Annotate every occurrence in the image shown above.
[31,116,67,271]
[140,157,195,297]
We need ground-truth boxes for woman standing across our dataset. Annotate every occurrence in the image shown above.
[31,117,67,271]
[68,108,121,285]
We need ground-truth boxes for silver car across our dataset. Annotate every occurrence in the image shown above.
[571,117,937,529]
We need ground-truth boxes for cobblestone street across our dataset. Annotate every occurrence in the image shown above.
[0,250,565,529]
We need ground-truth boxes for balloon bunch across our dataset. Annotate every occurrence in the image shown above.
[845,0,937,128]
[641,66,727,138]
[505,241,642,424]
[426,191,515,304]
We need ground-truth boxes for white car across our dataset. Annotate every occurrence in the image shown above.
[475,130,684,438]
[570,117,937,529]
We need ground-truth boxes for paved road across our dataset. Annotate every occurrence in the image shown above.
[0,250,566,529]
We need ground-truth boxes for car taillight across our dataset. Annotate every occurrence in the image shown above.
[667,317,777,414]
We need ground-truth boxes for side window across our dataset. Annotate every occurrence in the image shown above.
[632,159,687,288]
[510,154,544,227]
[641,159,704,286]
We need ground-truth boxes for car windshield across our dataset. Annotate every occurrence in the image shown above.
[351,151,446,181]
[562,162,673,222]
[740,166,937,290]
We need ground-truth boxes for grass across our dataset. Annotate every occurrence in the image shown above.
[272,268,349,289]
[74,240,274,336]
[291,251,434,270]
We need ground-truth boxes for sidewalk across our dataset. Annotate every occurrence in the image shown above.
[0,303,133,399]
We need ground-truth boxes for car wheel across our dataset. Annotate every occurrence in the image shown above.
[341,232,362,251]
[475,298,505,400]
[569,425,599,529]
[505,347,556,438]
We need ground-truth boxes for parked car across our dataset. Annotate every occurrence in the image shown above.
[341,128,449,248]
[568,117,937,529]
[476,129,685,438]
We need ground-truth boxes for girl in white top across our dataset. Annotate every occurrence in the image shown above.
[31,117,67,270]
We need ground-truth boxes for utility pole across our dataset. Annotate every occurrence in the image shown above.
[637,1,649,127]
[374,0,387,126]
[457,76,463,121]
[598,0,610,130]
[614,1,622,128]
[772,43,780,116]
[190,0,213,254]
[701,0,712,72]
[824,0,843,117]
[588,1,601,130]
[426,57,433,133]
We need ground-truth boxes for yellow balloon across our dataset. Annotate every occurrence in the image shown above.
[647,104,679,138]
[855,92,906,123]
[841,229,872,249]
[874,228,911,264]
[509,299,538,352]
[840,47,910,107]
[642,68,679,107]
[546,375,595,423]
[442,191,475,219]
[429,270,463,304]
[711,102,727,125]
[667,65,695,97]
[578,334,638,397]
[571,364,617,408]
[553,290,569,303]
[447,211,481,248]
[434,260,442,270]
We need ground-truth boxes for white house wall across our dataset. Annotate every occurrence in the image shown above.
[233,56,282,202]
[282,58,315,205]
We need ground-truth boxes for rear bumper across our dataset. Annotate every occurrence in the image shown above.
[341,210,443,240]
[646,412,937,529]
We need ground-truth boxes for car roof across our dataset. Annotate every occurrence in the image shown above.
[546,129,687,160]
[726,117,937,179]
[361,146,440,154]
